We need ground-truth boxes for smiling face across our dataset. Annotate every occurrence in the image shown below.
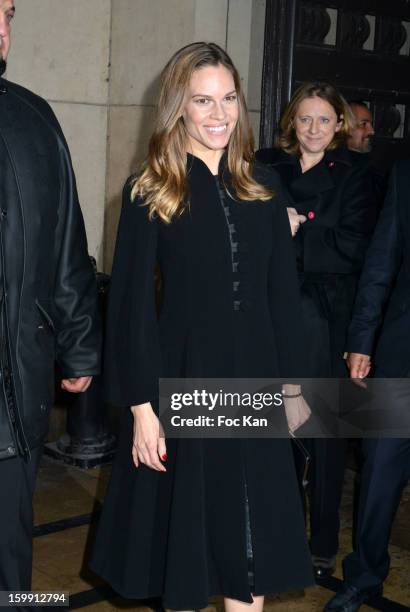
[0,0,14,62]
[348,104,375,153]
[182,63,239,168]
[294,96,341,158]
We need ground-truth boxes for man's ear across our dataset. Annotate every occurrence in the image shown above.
[335,114,343,132]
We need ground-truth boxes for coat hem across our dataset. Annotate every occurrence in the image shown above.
[90,567,315,610]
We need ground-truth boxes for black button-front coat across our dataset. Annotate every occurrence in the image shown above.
[90,155,314,608]
[256,147,378,377]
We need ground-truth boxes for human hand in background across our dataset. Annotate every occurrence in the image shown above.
[282,384,312,434]
[61,376,93,393]
[131,403,167,472]
[287,207,307,237]
[346,352,371,386]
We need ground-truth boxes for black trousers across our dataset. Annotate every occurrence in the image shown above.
[295,438,348,558]
[344,438,410,589]
[0,446,42,594]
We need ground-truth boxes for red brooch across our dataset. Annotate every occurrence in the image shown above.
[308,211,315,220]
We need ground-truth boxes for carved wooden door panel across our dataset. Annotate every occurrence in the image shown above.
[260,0,410,167]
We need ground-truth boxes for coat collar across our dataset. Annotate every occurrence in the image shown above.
[0,78,25,129]
[324,146,354,166]
[186,151,228,178]
[291,147,353,199]
[266,146,352,199]
[290,158,335,199]
[262,145,353,168]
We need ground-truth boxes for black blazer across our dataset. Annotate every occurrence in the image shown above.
[256,146,378,376]
[256,147,378,274]
[347,159,410,376]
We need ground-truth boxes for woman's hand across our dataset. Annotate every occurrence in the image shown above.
[282,384,311,434]
[130,403,167,472]
[287,207,307,237]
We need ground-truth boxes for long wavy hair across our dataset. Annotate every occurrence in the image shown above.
[131,42,273,223]
[278,82,355,155]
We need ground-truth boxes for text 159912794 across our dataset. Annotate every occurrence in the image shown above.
[0,592,69,607]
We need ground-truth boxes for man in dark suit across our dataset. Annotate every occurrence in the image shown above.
[347,100,387,210]
[324,159,410,611]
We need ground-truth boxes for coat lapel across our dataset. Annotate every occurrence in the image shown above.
[289,160,335,200]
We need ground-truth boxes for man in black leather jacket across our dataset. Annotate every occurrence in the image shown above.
[0,0,100,595]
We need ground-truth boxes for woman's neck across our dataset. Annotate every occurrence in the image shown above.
[299,150,324,173]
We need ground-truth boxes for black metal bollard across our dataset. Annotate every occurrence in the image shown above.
[44,266,116,469]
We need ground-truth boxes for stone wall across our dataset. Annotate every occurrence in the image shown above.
[7,0,266,271]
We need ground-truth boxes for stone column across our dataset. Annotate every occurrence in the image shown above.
[7,0,111,270]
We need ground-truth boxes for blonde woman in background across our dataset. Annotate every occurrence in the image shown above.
[257,82,379,579]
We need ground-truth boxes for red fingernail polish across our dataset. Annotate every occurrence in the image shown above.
[162,454,167,461]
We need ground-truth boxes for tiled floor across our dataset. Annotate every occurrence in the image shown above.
[32,453,410,611]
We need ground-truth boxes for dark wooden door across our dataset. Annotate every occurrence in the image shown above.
[260,0,410,168]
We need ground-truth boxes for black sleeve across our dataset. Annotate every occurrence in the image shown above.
[6,85,101,377]
[104,181,160,407]
[346,164,402,355]
[53,130,101,378]
[268,193,306,378]
[300,163,377,274]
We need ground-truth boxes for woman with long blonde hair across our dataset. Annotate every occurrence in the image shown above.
[91,43,313,611]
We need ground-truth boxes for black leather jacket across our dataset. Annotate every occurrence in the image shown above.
[0,78,101,460]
